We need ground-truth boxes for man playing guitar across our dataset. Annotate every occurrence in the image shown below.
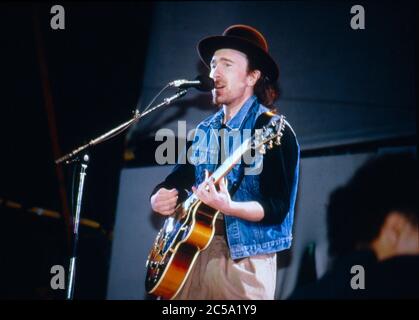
[150,24,300,300]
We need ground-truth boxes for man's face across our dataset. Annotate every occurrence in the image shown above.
[209,48,253,108]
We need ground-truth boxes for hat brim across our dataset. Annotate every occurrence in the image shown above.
[197,35,279,82]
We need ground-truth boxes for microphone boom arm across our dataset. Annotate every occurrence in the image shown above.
[55,88,188,165]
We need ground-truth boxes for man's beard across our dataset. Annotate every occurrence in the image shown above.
[212,93,227,107]
[212,96,222,107]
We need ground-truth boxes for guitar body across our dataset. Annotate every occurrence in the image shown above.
[145,197,220,299]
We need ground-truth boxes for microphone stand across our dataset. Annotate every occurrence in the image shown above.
[56,88,188,300]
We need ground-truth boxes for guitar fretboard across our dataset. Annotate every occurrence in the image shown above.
[185,137,252,206]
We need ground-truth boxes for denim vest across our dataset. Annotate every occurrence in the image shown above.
[190,95,300,259]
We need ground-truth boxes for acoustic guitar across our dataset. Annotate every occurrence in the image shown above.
[145,113,286,299]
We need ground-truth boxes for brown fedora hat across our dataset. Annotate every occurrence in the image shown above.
[197,24,279,82]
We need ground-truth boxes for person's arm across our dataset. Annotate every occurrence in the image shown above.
[150,141,195,215]
[227,124,299,223]
[150,161,195,203]
[193,125,298,223]
[193,172,265,221]
[150,141,195,200]
[258,123,299,224]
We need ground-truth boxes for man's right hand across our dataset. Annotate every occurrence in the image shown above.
[150,188,179,215]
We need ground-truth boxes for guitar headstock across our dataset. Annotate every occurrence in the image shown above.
[253,115,286,155]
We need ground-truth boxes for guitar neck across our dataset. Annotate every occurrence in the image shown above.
[211,137,251,183]
[186,137,252,204]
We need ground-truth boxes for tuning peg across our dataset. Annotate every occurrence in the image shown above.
[268,140,274,149]
[259,144,266,155]
[275,136,281,145]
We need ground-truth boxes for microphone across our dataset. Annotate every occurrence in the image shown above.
[169,75,214,92]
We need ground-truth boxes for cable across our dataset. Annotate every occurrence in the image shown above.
[98,83,173,145]
[140,83,171,114]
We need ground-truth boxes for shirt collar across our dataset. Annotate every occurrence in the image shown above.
[209,95,258,130]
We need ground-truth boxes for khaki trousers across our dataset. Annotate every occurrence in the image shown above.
[174,235,277,300]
